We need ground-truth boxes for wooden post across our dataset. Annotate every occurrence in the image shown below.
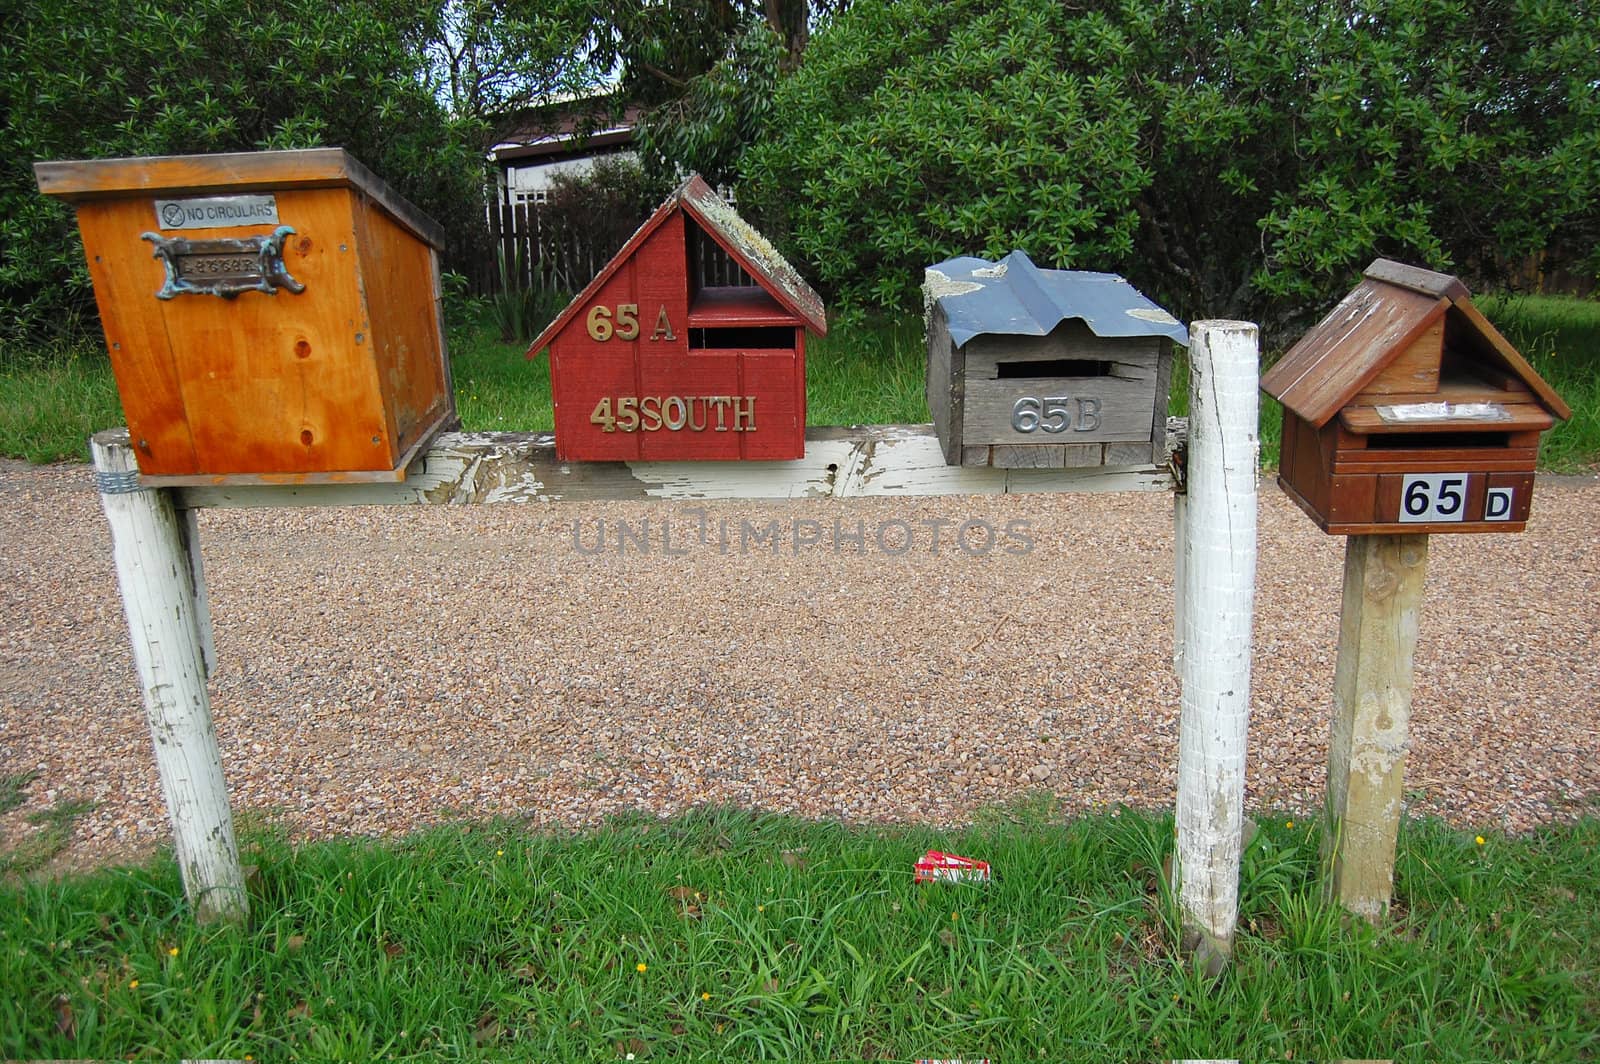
[90,429,247,924]
[1324,533,1428,922]
[1174,321,1259,972]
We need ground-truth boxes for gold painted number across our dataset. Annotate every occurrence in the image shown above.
[586,305,613,342]
[586,303,641,342]
[615,304,639,341]
[589,397,616,432]
[615,396,640,431]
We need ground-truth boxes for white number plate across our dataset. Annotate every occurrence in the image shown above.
[1399,473,1470,522]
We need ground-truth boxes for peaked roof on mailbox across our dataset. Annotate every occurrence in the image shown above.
[924,250,1189,348]
[528,174,826,357]
[1261,258,1571,427]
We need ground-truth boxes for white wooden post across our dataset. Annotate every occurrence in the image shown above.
[91,429,247,924]
[1323,532,1428,922]
[1174,321,1259,971]
[1172,492,1188,672]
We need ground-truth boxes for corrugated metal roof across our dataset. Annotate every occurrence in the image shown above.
[924,250,1188,348]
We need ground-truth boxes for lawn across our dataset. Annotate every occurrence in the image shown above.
[3,804,1596,1060]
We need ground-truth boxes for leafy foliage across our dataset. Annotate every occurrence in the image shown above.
[741,0,1600,331]
[633,21,785,193]
[605,0,841,191]
[418,0,604,131]
[0,0,485,347]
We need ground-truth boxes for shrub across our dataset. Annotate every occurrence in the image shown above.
[740,0,1600,334]
[0,0,487,349]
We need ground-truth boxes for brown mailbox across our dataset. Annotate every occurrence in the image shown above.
[34,148,456,485]
[1261,259,1570,534]
[925,251,1186,469]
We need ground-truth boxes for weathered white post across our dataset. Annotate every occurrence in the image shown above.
[90,428,247,924]
[1174,321,1259,972]
[1323,532,1428,921]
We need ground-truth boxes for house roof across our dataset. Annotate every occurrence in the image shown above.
[488,102,643,166]
[528,175,826,357]
[924,250,1188,348]
[1261,258,1571,426]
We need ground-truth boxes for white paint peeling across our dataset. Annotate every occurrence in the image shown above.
[972,262,1008,279]
[91,431,247,925]
[1174,320,1259,967]
[922,269,984,303]
[1127,307,1181,326]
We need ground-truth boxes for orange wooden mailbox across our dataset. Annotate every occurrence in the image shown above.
[34,148,456,484]
[529,175,826,461]
[1261,259,1570,534]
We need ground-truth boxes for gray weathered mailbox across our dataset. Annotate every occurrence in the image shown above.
[924,251,1187,468]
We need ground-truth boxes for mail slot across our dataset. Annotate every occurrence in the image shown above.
[924,251,1186,468]
[34,148,456,485]
[1261,259,1570,534]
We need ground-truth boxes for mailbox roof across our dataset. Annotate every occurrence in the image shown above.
[924,250,1188,348]
[33,148,445,249]
[1262,259,1571,426]
[529,175,826,356]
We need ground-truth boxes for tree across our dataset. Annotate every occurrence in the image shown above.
[0,0,485,346]
[604,0,845,190]
[418,0,605,133]
[739,0,1600,331]
[631,20,785,191]
[740,0,1154,315]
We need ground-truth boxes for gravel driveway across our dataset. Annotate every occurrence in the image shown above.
[2,458,1597,868]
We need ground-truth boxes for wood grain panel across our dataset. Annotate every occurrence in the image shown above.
[1325,473,1377,527]
[962,376,1156,444]
[158,189,387,474]
[740,351,805,460]
[351,192,452,461]
[687,288,793,327]
[990,445,1065,468]
[1261,282,1446,425]
[36,149,444,247]
[1331,449,1538,475]
[73,200,199,474]
[1339,403,1553,434]
[637,351,740,460]
[925,304,964,463]
[550,338,641,462]
[1362,258,1470,300]
[1356,318,1441,396]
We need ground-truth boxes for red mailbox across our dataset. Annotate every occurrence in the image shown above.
[528,175,826,461]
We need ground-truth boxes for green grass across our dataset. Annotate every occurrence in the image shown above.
[1,804,1595,1059]
[0,343,124,464]
[1477,293,1600,473]
[803,315,929,426]
[0,799,97,877]
[0,772,35,815]
[451,321,556,433]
